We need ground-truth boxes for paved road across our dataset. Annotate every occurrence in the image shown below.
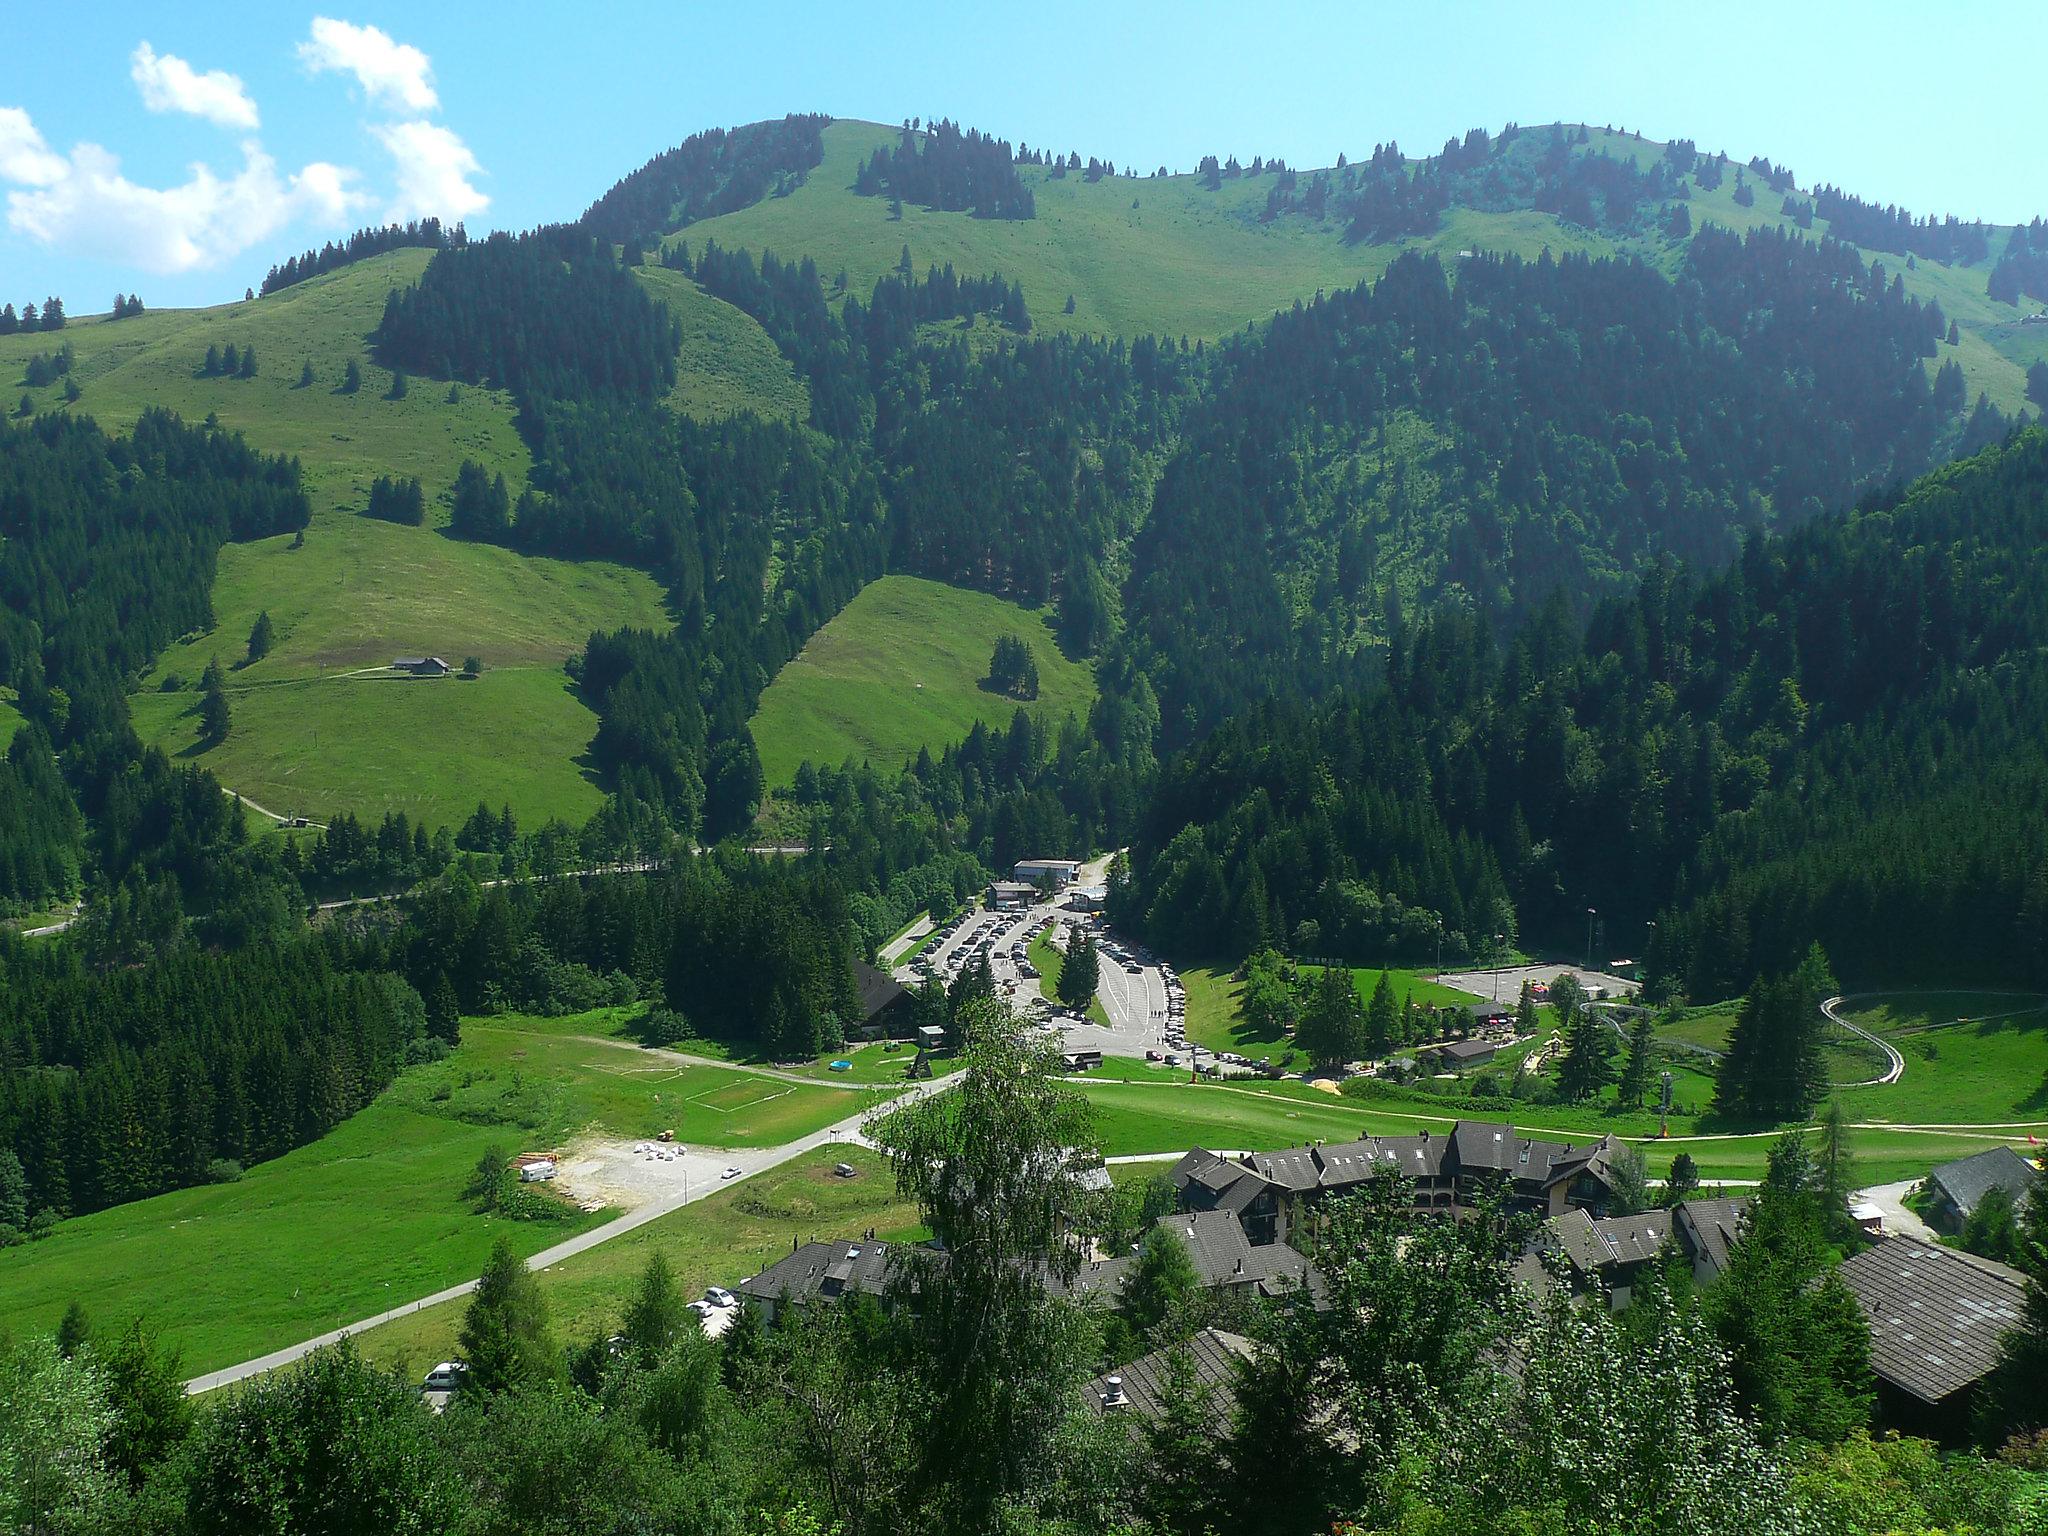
[184,1072,953,1396]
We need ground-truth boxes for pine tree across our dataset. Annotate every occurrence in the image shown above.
[1554,978,1615,1100]
[1120,1222,1201,1338]
[1979,1186,2048,1440]
[221,344,239,376]
[55,1300,91,1358]
[458,1236,558,1393]
[297,358,314,389]
[198,658,230,744]
[238,345,257,379]
[1516,980,1540,1038]
[1618,1007,1656,1108]
[203,343,221,376]
[1058,931,1099,1011]
[1298,965,1364,1072]
[387,368,408,400]
[1363,970,1399,1058]
[426,971,461,1045]
[621,1251,688,1366]
[246,611,273,665]
[1665,1151,1701,1206]
[341,359,362,394]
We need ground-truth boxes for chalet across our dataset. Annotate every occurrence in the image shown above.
[1839,1235,2027,1439]
[1922,1146,2039,1234]
[1533,1196,1748,1307]
[1086,1329,1254,1426]
[391,656,450,676]
[987,881,1037,910]
[1422,1037,1500,1071]
[850,961,914,1041]
[1184,1121,1632,1245]
[1014,859,1083,888]
[737,1238,916,1325]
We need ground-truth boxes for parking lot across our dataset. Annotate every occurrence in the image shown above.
[902,893,1197,1067]
[1435,962,1640,1004]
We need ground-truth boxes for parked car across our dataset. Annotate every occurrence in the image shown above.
[721,1166,743,1180]
[422,1362,470,1393]
[705,1286,736,1308]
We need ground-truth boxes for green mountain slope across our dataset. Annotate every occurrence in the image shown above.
[749,574,1096,788]
[677,120,2041,411]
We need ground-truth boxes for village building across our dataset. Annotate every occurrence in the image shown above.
[1085,1329,1254,1426]
[1838,1234,2027,1439]
[849,960,914,1041]
[1530,1196,1748,1307]
[986,881,1037,910]
[1014,858,1083,888]
[391,655,450,676]
[1921,1146,2039,1235]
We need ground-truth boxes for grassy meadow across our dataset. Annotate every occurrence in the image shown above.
[1174,962,1481,1056]
[0,1009,877,1375]
[749,574,1096,787]
[632,265,811,421]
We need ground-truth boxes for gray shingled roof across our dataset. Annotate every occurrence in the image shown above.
[1085,1328,1254,1425]
[1838,1235,2027,1405]
[738,1239,914,1306]
[1928,1146,2039,1222]
[1674,1197,1748,1279]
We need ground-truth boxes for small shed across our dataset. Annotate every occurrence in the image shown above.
[392,656,450,676]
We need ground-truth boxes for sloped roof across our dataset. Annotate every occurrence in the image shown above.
[1928,1146,2039,1221]
[1674,1197,1749,1278]
[1838,1235,2027,1405]
[1085,1328,1254,1425]
[855,961,909,1020]
[739,1239,911,1305]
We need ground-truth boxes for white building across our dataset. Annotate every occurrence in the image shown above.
[1014,859,1082,888]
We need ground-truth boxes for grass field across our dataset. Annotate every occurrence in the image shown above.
[633,265,811,421]
[0,1009,873,1374]
[353,1145,923,1379]
[749,574,1096,787]
[0,253,675,833]
[1175,962,1481,1055]
[129,664,614,830]
[1835,992,2048,1124]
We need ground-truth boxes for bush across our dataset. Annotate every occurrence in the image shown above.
[638,1006,695,1048]
[206,1158,244,1184]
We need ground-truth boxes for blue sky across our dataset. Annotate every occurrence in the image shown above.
[5,1,2043,311]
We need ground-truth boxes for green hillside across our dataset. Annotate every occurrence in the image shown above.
[0,253,675,832]
[680,120,2041,411]
[632,264,810,420]
[749,574,1096,787]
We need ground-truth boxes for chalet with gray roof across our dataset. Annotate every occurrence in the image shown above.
[1839,1235,2027,1437]
[1535,1196,1749,1308]
[1086,1328,1254,1427]
[736,1238,919,1325]
[1923,1146,2039,1234]
[1196,1122,1631,1243]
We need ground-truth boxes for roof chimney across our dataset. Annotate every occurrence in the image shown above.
[1101,1375,1127,1408]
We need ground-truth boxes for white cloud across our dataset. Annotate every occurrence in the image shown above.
[130,42,260,131]
[5,137,363,275]
[373,119,486,222]
[299,18,437,113]
[0,106,67,186]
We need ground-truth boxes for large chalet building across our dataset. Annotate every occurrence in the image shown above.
[1170,1120,1630,1247]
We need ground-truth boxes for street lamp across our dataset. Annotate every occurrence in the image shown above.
[1584,907,1597,972]
[1644,920,1657,993]
[1493,933,1506,1002]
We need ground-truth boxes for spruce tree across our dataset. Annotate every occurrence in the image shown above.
[426,971,461,1045]
[1980,1186,2048,1440]
[198,658,231,744]
[621,1251,688,1366]
[297,358,314,388]
[1298,965,1364,1072]
[458,1236,558,1393]
[1058,931,1099,1011]
[1363,970,1399,1058]
[238,345,257,379]
[246,611,273,664]
[342,359,362,394]
[1618,1007,1656,1107]
[1665,1151,1701,1206]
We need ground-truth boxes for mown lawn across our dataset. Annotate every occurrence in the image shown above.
[1030,928,1111,1028]
[0,1010,876,1375]
[1175,962,1480,1056]
[1835,992,2048,1124]
[750,574,1095,787]
[354,1145,924,1380]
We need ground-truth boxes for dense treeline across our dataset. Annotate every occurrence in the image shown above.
[0,411,307,906]
[258,218,463,296]
[579,114,830,246]
[376,226,680,401]
[1811,184,1990,265]
[1115,228,1990,756]
[854,118,1036,219]
[1990,219,2048,306]
[1116,428,2048,1001]
[0,938,427,1218]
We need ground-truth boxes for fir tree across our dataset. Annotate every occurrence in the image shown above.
[297,358,314,389]
[1618,1007,1656,1108]
[458,1236,558,1393]
[1057,931,1099,1011]
[246,611,273,665]
[341,358,362,394]
[198,658,231,744]
[1363,970,1399,1058]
